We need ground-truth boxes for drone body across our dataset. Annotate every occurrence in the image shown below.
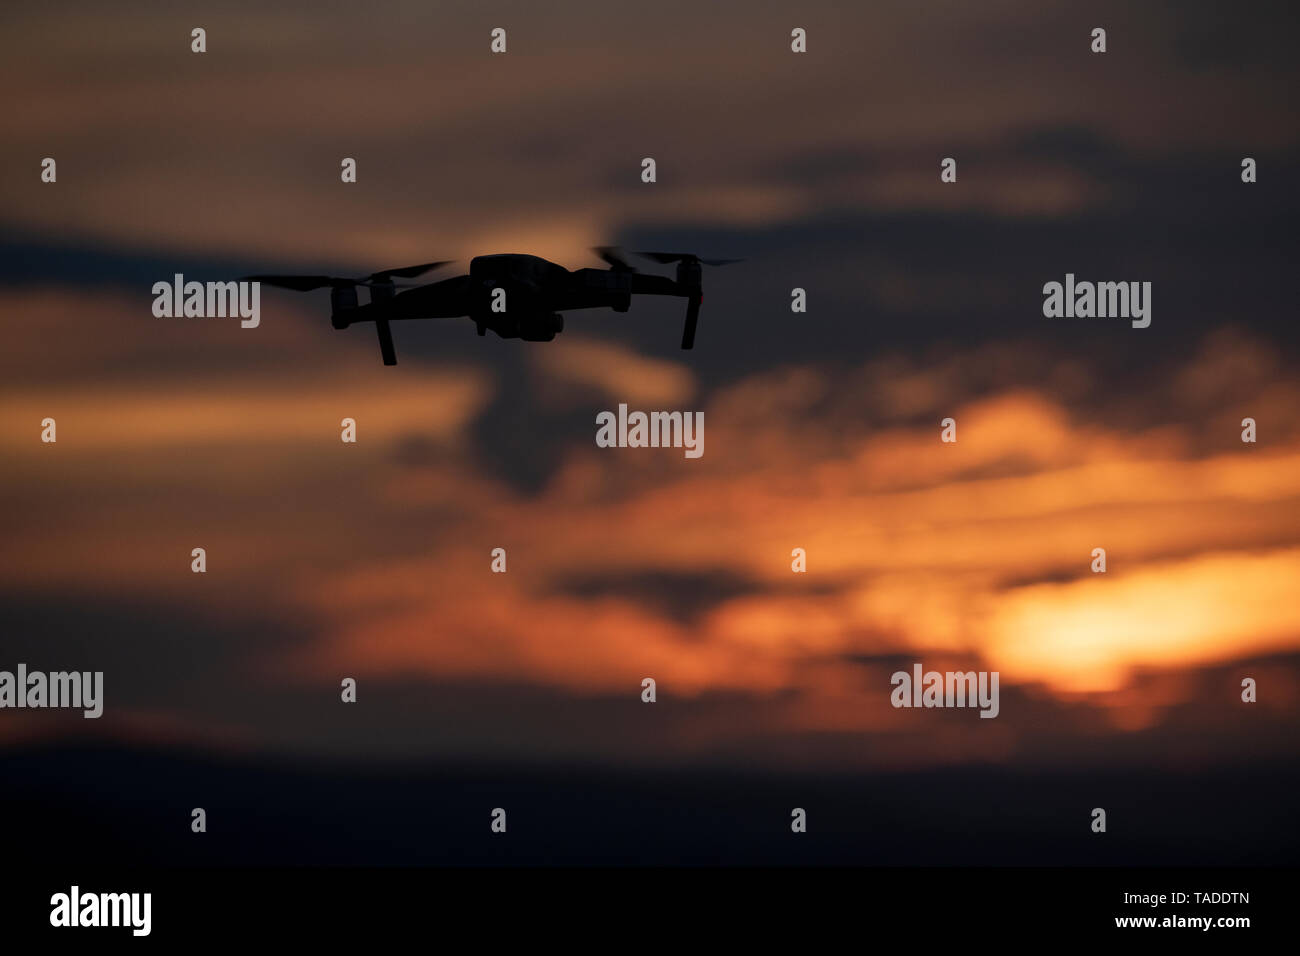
[248,248,739,365]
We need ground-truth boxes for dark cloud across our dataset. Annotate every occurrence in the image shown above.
[548,568,765,625]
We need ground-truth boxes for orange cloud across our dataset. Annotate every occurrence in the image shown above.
[2,299,1297,761]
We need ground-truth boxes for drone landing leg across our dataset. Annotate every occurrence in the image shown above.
[375,320,397,365]
[680,294,702,349]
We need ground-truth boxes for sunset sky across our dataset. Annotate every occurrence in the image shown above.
[1,0,1297,780]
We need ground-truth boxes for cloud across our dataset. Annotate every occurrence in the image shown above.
[4,0,1299,768]
[985,548,1300,691]
[530,336,696,406]
[229,328,1300,736]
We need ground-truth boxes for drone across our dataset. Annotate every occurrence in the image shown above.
[246,248,741,365]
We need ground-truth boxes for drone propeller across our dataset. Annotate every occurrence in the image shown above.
[244,274,354,291]
[591,246,638,272]
[635,252,744,267]
[245,260,455,291]
[366,260,455,282]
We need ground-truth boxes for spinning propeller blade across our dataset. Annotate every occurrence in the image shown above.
[366,261,455,282]
[245,260,455,291]
[592,246,637,272]
[244,274,347,291]
[634,252,743,267]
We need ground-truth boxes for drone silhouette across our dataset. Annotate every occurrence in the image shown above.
[246,248,741,365]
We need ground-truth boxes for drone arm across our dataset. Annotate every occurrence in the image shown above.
[627,273,683,297]
[626,272,702,349]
